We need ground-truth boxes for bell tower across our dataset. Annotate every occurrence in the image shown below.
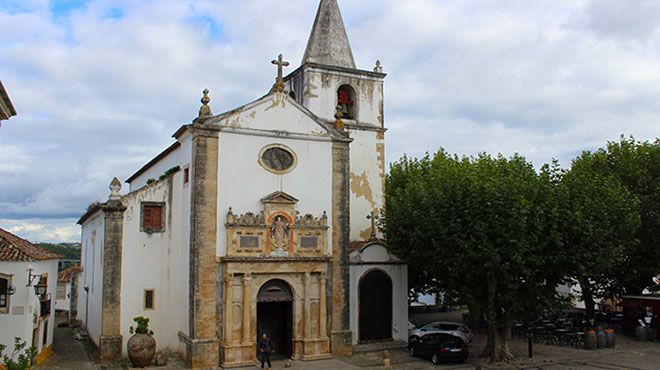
[285,0,387,241]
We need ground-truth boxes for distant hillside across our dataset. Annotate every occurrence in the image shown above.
[37,243,81,261]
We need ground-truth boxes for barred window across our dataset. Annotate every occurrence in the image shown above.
[141,202,165,233]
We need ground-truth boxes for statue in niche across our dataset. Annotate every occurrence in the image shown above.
[270,216,290,257]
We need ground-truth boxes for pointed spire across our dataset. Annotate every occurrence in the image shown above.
[302,0,356,69]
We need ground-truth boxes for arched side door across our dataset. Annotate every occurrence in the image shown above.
[358,269,393,342]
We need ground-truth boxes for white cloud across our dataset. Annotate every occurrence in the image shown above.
[0,218,80,243]
[0,0,658,242]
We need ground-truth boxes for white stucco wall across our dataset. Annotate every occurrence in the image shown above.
[0,259,58,356]
[215,95,334,257]
[120,174,188,353]
[347,129,385,241]
[291,67,384,127]
[54,280,70,311]
[79,211,105,346]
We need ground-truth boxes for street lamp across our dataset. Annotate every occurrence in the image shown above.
[33,276,47,298]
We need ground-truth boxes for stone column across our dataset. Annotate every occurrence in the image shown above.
[241,274,251,344]
[188,123,221,369]
[330,140,353,355]
[319,273,327,339]
[99,178,127,363]
[303,272,311,339]
[224,275,233,344]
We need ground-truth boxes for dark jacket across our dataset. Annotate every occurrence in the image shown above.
[259,338,272,353]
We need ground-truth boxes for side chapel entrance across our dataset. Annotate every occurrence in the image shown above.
[359,270,393,343]
[257,279,293,359]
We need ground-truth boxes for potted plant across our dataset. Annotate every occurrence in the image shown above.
[605,327,615,348]
[596,326,606,349]
[584,329,597,350]
[128,316,156,368]
[0,337,37,370]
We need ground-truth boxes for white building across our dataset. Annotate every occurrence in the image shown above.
[77,1,407,368]
[0,228,60,366]
[55,266,82,315]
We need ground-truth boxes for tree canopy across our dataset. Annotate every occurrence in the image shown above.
[385,151,567,362]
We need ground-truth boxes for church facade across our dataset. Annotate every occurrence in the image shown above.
[77,1,406,368]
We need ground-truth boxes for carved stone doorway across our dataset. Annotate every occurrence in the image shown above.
[257,280,293,359]
[359,270,393,343]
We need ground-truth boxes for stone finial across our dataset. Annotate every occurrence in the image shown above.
[109,177,122,200]
[198,89,212,119]
[374,60,383,73]
[334,105,345,132]
[271,54,290,93]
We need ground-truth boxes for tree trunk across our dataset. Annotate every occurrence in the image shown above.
[580,279,596,321]
[494,322,514,362]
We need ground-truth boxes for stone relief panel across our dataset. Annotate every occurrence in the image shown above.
[225,191,328,258]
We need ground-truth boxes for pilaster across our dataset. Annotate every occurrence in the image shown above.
[330,141,352,355]
[99,186,127,363]
[188,123,221,369]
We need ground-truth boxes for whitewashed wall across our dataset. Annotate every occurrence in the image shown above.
[215,95,334,256]
[292,68,384,126]
[0,259,58,356]
[120,174,188,353]
[54,280,70,311]
[79,211,105,346]
[347,129,384,241]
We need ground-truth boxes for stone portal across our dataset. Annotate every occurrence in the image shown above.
[257,280,294,359]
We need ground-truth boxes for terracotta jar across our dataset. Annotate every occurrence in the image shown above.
[127,333,156,368]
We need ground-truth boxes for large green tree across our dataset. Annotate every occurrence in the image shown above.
[558,150,640,319]
[385,151,566,362]
[591,137,659,295]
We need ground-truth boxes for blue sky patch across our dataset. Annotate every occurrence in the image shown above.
[51,0,88,18]
[187,14,225,41]
[104,8,124,20]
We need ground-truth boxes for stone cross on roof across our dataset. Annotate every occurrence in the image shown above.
[366,209,380,241]
[271,54,290,93]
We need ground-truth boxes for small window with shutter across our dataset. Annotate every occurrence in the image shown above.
[144,289,155,310]
[141,202,165,233]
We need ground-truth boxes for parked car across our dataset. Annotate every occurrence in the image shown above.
[408,321,416,336]
[409,321,473,343]
[408,333,468,364]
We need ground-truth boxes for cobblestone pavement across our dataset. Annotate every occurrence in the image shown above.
[39,327,660,369]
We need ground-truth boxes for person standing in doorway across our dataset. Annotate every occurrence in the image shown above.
[259,333,272,370]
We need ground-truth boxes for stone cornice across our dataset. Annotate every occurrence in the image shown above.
[218,256,332,263]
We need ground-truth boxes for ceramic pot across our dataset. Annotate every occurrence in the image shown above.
[127,334,156,368]
[584,333,597,350]
[605,332,615,348]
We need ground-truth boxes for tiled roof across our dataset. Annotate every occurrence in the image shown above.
[58,265,83,282]
[0,228,63,262]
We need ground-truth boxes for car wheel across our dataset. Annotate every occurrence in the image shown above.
[432,354,440,365]
[408,347,415,357]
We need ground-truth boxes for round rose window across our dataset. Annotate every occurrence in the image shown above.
[259,145,296,173]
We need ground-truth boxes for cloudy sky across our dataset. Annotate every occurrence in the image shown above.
[0,0,658,243]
